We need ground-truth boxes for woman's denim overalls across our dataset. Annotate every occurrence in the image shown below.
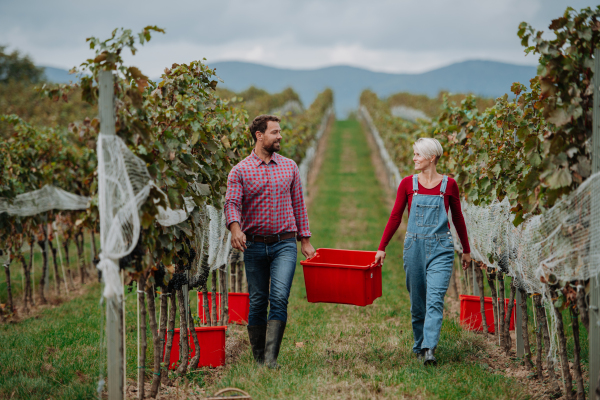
[403,174,455,353]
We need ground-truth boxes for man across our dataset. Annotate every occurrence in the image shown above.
[225,114,316,369]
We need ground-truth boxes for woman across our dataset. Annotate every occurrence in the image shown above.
[375,138,471,366]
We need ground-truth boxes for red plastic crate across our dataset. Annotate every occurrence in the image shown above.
[163,326,227,369]
[300,248,382,306]
[197,292,250,325]
[459,294,516,333]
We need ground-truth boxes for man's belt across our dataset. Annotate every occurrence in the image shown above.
[246,232,296,244]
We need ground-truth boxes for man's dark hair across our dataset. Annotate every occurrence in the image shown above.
[249,114,280,142]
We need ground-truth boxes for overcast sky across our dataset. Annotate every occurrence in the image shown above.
[1,0,598,77]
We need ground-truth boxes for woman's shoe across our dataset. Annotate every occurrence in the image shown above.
[423,348,437,366]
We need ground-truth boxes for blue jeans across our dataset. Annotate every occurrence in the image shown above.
[244,237,298,326]
[403,232,454,352]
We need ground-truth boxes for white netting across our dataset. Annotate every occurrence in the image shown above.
[450,172,600,294]
[271,100,304,116]
[358,106,402,191]
[298,107,334,197]
[97,133,155,300]
[155,196,196,227]
[0,185,90,216]
[390,105,430,123]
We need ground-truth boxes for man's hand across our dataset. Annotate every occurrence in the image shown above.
[300,237,316,259]
[230,222,247,252]
[461,253,472,270]
[374,250,386,266]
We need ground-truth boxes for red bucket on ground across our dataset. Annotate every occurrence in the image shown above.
[163,326,227,370]
[197,292,250,325]
[300,248,382,306]
[459,294,515,333]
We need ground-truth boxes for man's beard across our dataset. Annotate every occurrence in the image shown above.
[263,141,281,154]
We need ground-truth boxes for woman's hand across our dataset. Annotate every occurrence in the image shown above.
[375,250,386,266]
[461,253,472,270]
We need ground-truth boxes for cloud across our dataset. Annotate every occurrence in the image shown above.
[1,0,597,77]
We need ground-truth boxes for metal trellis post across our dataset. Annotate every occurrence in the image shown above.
[99,70,124,400]
[590,48,600,399]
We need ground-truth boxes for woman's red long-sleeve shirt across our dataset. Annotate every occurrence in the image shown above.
[378,175,471,253]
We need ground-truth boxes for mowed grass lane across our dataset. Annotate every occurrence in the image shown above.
[211,119,530,399]
[0,282,170,399]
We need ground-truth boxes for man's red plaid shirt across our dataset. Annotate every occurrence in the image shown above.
[224,151,311,238]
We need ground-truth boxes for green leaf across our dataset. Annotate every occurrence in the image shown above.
[528,151,541,167]
[546,108,570,126]
[546,168,572,189]
[492,163,502,178]
[191,131,199,146]
[205,141,218,152]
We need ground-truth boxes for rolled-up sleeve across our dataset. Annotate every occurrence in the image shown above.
[224,167,243,229]
[290,163,311,238]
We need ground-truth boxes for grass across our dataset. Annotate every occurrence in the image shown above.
[0,119,541,399]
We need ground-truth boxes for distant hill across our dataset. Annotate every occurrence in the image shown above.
[42,66,78,83]
[210,60,537,116]
[41,60,538,116]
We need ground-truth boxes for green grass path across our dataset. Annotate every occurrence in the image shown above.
[213,120,530,399]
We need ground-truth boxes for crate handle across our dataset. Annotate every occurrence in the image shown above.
[207,387,252,399]
[368,261,380,268]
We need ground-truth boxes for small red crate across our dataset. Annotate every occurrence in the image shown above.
[300,248,382,306]
[197,292,250,325]
[459,294,516,333]
[163,326,227,369]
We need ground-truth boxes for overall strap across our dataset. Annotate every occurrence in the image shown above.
[412,174,419,194]
[440,175,449,195]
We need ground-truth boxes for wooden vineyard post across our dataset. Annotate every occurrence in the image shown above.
[99,70,124,400]
[475,264,488,335]
[43,214,50,293]
[184,270,190,329]
[54,230,70,294]
[591,48,600,400]
[223,265,229,326]
[515,287,524,357]
[471,261,479,296]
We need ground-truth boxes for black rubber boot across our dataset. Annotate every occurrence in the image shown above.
[247,325,267,364]
[423,348,437,366]
[264,320,286,369]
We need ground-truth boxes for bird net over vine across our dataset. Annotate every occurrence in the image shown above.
[0,184,90,217]
[450,171,600,295]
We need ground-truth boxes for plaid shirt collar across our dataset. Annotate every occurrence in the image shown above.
[251,150,280,166]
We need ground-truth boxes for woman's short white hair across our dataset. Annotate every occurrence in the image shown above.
[413,138,444,163]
